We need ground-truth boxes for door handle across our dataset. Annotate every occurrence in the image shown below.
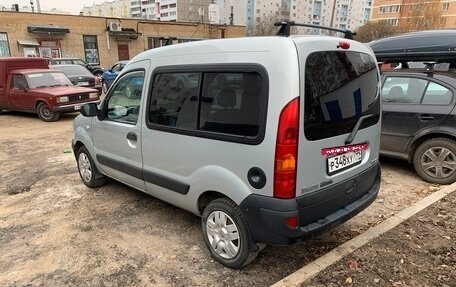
[417,115,435,121]
[127,132,137,141]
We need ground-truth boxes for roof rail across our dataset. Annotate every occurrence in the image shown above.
[274,21,355,39]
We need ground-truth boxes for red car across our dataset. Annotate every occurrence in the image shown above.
[0,64,100,121]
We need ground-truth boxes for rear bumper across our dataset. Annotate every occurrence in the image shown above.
[240,162,381,245]
[53,100,100,113]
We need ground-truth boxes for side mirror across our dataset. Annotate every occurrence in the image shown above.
[80,103,98,117]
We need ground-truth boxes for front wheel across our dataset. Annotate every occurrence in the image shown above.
[201,198,258,268]
[37,102,60,122]
[76,146,108,188]
[413,138,456,184]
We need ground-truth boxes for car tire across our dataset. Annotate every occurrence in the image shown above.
[413,138,456,184]
[102,82,109,94]
[37,102,60,122]
[76,146,108,188]
[201,198,258,268]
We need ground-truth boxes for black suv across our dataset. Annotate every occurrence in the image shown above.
[48,58,105,77]
[380,68,456,184]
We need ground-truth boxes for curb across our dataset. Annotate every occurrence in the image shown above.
[271,182,456,287]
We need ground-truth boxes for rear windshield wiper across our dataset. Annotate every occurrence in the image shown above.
[345,114,375,144]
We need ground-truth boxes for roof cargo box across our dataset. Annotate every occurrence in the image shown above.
[369,30,456,63]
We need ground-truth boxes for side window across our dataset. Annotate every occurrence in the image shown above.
[149,73,200,129]
[422,82,453,105]
[106,71,144,124]
[200,72,262,137]
[112,64,124,72]
[381,77,427,104]
[12,75,28,90]
[147,68,266,141]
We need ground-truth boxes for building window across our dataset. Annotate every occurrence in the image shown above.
[0,33,10,57]
[148,37,176,49]
[440,16,446,25]
[379,5,400,14]
[443,3,449,11]
[379,18,398,26]
[83,35,100,65]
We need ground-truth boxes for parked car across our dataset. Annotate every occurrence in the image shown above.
[380,67,456,184]
[73,22,382,268]
[0,57,100,121]
[48,58,105,77]
[101,60,129,93]
[50,64,102,95]
[369,30,456,184]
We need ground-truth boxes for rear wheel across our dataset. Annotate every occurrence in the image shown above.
[77,146,108,188]
[413,138,456,184]
[37,102,60,122]
[201,198,258,268]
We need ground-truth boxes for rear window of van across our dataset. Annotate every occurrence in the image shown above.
[304,51,380,141]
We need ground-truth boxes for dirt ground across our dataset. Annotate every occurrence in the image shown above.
[0,112,444,287]
[307,191,456,287]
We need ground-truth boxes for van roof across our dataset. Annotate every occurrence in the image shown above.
[130,36,371,64]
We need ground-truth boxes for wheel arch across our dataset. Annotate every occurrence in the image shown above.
[198,190,227,215]
[35,99,51,110]
[409,129,456,162]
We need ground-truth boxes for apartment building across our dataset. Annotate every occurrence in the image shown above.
[370,0,456,30]
[244,0,371,33]
[290,0,372,33]
[82,0,131,18]
[130,0,213,22]
[209,0,248,25]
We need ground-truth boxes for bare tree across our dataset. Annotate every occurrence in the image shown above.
[247,14,279,36]
[248,1,290,36]
[355,21,397,43]
[398,0,443,32]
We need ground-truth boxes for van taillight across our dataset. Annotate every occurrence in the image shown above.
[274,97,299,199]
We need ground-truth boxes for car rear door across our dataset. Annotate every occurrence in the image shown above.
[295,41,381,197]
[381,74,455,156]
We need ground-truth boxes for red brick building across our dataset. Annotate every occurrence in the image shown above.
[0,11,245,67]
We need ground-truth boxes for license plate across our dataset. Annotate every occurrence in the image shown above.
[74,105,81,111]
[77,82,89,86]
[327,151,362,175]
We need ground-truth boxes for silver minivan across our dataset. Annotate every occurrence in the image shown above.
[72,23,382,268]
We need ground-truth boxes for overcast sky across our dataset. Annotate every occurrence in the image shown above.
[3,0,109,14]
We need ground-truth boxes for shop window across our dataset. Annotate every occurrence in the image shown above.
[0,33,10,57]
[83,35,100,65]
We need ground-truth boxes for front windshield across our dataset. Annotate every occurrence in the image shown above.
[26,72,73,88]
